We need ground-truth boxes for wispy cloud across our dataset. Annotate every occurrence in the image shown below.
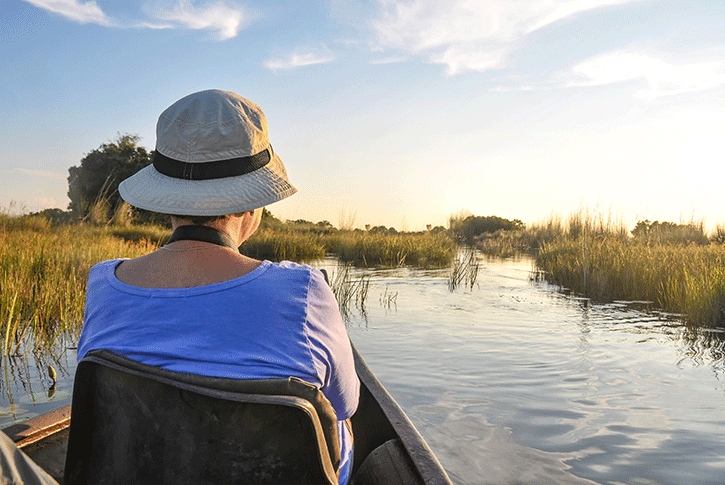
[371,0,646,75]
[145,1,247,40]
[370,55,408,65]
[23,0,114,26]
[23,0,249,40]
[568,49,725,99]
[135,21,175,30]
[16,168,67,180]
[266,49,335,71]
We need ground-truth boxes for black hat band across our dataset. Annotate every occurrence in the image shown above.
[153,147,272,180]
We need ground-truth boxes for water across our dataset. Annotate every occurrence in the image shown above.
[2,256,725,484]
[326,256,725,485]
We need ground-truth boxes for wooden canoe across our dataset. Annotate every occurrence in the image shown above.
[2,343,453,484]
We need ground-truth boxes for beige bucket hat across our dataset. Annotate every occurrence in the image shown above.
[119,89,296,216]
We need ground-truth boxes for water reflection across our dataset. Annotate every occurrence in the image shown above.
[545,281,725,377]
[348,256,725,484]
[0,340,76,426]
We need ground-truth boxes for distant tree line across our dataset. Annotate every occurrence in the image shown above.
[630,220,709,245]
[449,215,525,244]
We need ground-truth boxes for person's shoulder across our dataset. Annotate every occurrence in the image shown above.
[85,259,125,290]
[89,258,124,275]
[267,261,327,285]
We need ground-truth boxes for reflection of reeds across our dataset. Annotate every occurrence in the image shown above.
[380,285,398,310]
[329,265,370,320]
[449,250,479,291]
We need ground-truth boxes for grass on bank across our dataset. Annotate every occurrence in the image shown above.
[476,210,725,327]
[241,228,457,267]
[0,212,458,351]
[0,214,161,355]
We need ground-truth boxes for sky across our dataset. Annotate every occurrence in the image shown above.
[1,0,724,231]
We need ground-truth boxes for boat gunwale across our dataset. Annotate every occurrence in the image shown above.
[3,404,71,448]
[350,342,453,484]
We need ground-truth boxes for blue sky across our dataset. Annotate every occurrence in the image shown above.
[1,0,724,231]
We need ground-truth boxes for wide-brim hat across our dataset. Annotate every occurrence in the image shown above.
[119,89,296,216]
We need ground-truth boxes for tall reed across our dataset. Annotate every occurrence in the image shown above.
[242,228,326,261]
[243,228,457,267]
[0,215,159,355]
[535,212,725,326]
[329,265,371,319]
[449,249,479,291]
[330,231,457,267]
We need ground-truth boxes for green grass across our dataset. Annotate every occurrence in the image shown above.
[241,228,327,261]
[328,231,457,267]
[531,211,725,327]
[0,213,458,352]
[0,214,161,354]
[243,227,458,267]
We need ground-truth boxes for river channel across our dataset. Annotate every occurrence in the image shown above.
[2,255,725,484]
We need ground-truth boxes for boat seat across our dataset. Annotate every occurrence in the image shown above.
[63,349,340,485]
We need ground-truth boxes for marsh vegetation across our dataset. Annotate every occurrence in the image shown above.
[0,210,458,357]
[472,210,725,327]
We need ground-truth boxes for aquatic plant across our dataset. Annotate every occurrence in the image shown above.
[536,234,725,327]
[329,264,370,320]
[242,228,326,261]
[379,285,398,310]
[330,231,457,267]
[448,249,479,291]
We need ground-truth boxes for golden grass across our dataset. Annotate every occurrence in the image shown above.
[329,231,457,267]
[0,215,160,354]
[244,228,457,268]
[242,228,327,261]
[533,212,725,326]
[0,212,458,352]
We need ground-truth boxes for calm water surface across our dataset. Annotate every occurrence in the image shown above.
[326,256,725,485]
[2,256,725,484]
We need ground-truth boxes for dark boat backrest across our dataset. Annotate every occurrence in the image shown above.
[63,349,340,485]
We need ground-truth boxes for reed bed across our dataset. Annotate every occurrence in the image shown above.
[1,215,455,346]
[244,228,457,267]
[0,215,159,355]
[533,212,725,327]
[329,231,457,267]
[242,228,327,262]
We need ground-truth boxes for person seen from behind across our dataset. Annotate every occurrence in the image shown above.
[76,89,360,484]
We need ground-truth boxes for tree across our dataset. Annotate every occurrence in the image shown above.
[67,134,151,220]
[259,208,282,229]
[631,220,709,245]
[452,215,524,243]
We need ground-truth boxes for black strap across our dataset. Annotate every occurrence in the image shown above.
[153,148,272,181]
[166,225,238,250]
